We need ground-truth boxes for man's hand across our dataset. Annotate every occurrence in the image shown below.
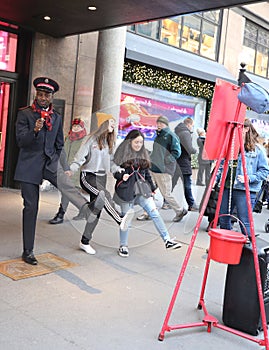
[34,118,44,133]
[65,170,73,177]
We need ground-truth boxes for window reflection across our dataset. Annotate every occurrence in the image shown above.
[161,17,181,46]
[243,20,269,78]
[128,10,220,61]
[0,30,17,72]
[136,21,160,40]
[201,22,218,59]
[181,15,201,54]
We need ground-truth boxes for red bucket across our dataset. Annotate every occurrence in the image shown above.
[208,228,247,265]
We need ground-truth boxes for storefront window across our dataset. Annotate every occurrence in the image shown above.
[160,17,181,47]
[201,22,218,60]
[242,20,269,78]
[136,21,160,40]
[181,15,201,54]
[0,30,17,72]
[128,10,221,61]
[202,11,220,24]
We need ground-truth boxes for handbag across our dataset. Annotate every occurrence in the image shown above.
[238,82,269,114]
[134,172,152,198]
[200,184,219,217]
[253,180,269,213]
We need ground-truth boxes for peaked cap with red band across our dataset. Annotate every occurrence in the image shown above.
[33,77,59,94]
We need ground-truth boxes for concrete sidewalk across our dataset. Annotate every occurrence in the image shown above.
[0,184,269,350]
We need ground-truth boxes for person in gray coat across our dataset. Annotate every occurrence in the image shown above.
[196,128,212,186]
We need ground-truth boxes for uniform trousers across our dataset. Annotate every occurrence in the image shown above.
[20,166,88,252]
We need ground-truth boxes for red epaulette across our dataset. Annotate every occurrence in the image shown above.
[19,105,31,111]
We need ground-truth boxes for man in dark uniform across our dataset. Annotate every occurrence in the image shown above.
[14,77,105,265]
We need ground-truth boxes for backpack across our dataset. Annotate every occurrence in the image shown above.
[238,82,269,114]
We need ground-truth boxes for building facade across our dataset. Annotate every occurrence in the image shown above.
[0,3,269,187]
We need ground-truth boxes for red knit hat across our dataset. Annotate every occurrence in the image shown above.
[72,118,85,128]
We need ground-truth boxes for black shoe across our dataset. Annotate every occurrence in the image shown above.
[49,204,65,224]
[49,214,64,224]
[22,250,38,265]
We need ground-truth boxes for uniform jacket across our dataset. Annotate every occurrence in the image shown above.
[174,123,197,175]
[14,106,65,185]
[150,127,181,175]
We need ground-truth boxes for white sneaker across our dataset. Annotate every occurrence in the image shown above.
[120,209,135,231]
[118,246,129,257]
[136,213,150,221]
[79,242,96,255]
[165,239,182,250]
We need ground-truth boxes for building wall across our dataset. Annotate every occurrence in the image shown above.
[30,3,269,135]
[243,2,269,17]
[31,32,98,135]
[221,9,245,78]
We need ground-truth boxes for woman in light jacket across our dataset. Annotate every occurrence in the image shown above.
[219,118,269,238]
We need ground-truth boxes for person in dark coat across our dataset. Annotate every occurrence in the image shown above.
[150,116,187,222]
[196,128,212,186]
[14,77,104,265]
[173,117,198,211]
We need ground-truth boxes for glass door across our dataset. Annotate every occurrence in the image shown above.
[0,80,10,186]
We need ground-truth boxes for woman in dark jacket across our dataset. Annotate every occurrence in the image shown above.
[113,129,182,257]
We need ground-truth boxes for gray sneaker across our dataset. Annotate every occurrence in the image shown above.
[173,208,188,222]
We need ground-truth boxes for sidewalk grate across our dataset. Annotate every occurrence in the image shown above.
[0,252,77,280]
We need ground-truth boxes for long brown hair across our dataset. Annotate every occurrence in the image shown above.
[114,129,151,169]
[86,120,116,154]
[243,118,259,152]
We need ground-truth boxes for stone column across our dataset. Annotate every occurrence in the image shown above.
[91,26,126,131]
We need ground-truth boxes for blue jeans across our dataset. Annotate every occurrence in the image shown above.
[219,188,256,237]
[119,195,170,246]
[183,174,195,208]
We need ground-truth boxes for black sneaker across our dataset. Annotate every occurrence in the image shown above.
[165,239,182,250]
[118,246,129,257]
